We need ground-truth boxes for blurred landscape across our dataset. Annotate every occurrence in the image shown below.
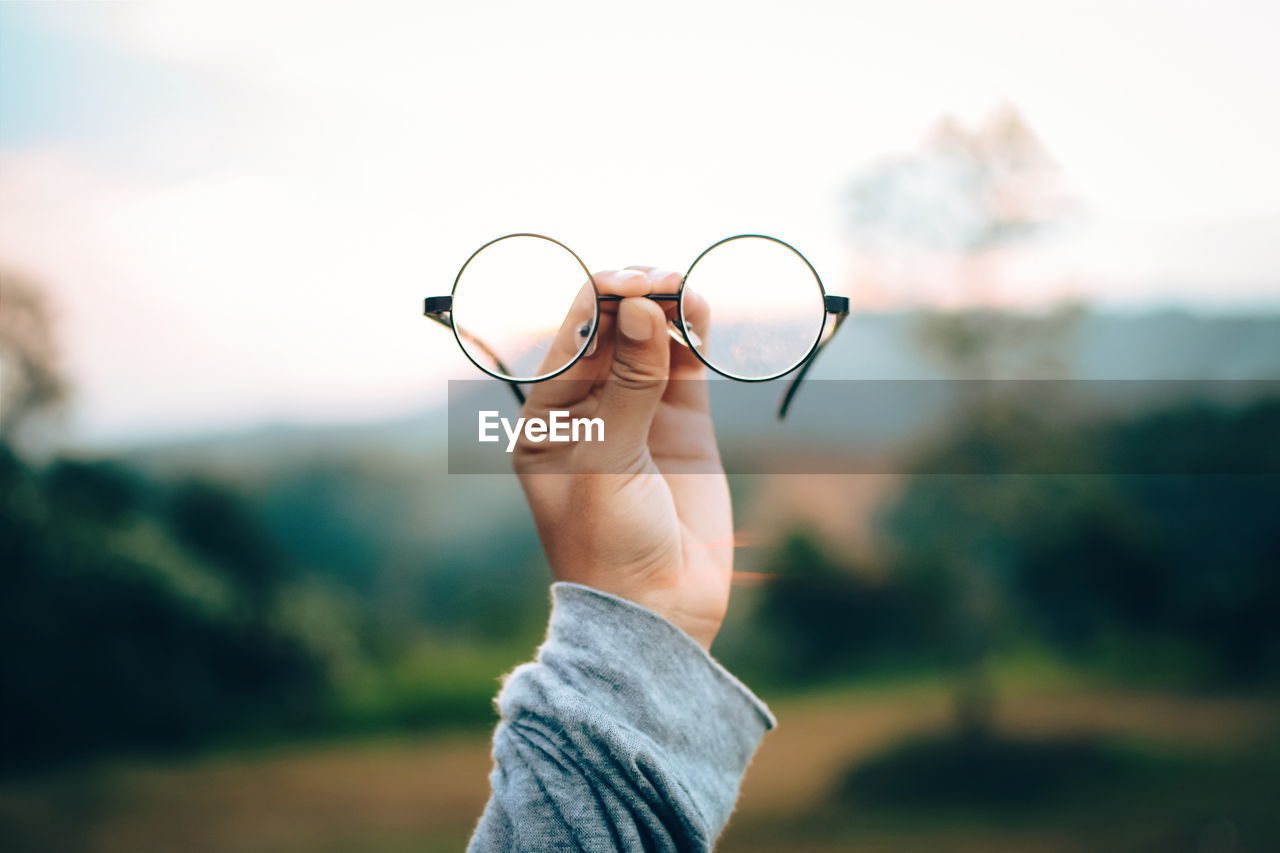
[4,289,1279,851]
[4,3,1280,851]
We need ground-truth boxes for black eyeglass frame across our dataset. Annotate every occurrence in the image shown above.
[424,233,849,419]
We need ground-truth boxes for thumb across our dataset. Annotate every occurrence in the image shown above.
[594,297,669,454]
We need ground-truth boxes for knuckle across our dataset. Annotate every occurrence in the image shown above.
[609,350,666,391]
[511,442,538,472]
[512,434,552,467]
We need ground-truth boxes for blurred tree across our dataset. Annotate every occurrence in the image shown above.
[45,458,148,526]
[0,271,68,446]
[755,530,941,683]
[912,307,1086,738]
[887,397,1280,695]
[847,105,1072,257]
[0,450,331,770]
[847,108,1083,738]
[168,479,289,617]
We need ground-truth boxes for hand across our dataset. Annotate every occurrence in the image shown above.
[513,267,731,649]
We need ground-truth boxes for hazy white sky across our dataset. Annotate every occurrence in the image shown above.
[1,0,1277,442]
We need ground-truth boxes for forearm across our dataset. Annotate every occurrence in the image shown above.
[468,583,775,852]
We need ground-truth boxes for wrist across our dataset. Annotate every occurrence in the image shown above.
[557,578,723,650]
[634,598,721,650]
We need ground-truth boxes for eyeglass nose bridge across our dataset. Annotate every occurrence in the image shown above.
[579,293,700,357]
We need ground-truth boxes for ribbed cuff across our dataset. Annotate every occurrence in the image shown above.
[545,581,776,732]
[502,582,774,832]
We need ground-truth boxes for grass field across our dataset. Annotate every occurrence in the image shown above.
[3,680,1278,853]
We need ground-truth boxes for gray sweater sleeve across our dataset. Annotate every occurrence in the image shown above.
[467,582,776,852]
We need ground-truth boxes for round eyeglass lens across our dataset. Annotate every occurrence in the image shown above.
[681,235,826,380]
[451,235,596,382]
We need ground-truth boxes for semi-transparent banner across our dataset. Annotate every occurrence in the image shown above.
[446,380,1280,475]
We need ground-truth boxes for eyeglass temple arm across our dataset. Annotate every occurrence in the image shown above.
[777,295,850,420]
[424,297,526,405]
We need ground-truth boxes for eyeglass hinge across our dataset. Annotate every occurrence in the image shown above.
[825,295,850,315]
[424,295,453,315]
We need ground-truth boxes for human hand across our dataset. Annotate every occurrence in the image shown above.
[513,267,731,649]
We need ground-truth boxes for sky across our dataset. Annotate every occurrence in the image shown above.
[1,0,1278,443]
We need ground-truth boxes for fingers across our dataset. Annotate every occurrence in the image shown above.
[671,289,709,378]
[524,269,670,411]
[533,279,597,377]
[590,296,670,461]
[623,266,682,294]
[604,267,679,297]
[525,267,703,421]
[606,268,710,415]
[662,288,712,414]
[532,268,684,377]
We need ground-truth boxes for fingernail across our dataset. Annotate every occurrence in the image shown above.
[648,269,679,284]
[618,299,652,341]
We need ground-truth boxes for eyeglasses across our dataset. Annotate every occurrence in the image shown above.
[423,233,849,419]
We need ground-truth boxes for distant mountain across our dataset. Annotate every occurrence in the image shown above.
[121,310,1280,473]
[805,310,1280,381]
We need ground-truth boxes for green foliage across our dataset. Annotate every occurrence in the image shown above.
[0,445,328,771]
[755,532,942,683]
[0,441,547,773]
[843,733,1128,809]
[248,456,548,643]
[753,396,1280,693]
[887,397,1280,686]
[332,642,524,733]
[836,729,1280,851]
[168,479,288,608]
